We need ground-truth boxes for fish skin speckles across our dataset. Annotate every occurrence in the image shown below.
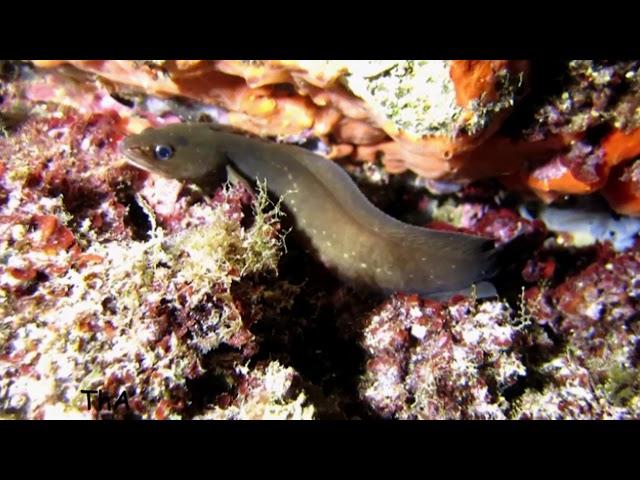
[121,123,501,300]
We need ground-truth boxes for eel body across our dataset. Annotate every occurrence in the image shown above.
[121,123,499,299]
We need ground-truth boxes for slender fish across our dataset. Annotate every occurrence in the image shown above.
[121,123,500,299]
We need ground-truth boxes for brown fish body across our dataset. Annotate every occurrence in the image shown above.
[121,124,498,299]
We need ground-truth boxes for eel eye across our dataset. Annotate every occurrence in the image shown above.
[154,144,174,161]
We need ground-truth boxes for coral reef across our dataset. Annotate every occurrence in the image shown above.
[0,103,288,418]
[1,60,640,420]
[359,245,640,420]
[359,295,527,419]
[515,245,640,419]
[26,60,640,214]
[524,61,640,138]
[194,361,315,420]
[28,60,528,179]
[502,61,640,212]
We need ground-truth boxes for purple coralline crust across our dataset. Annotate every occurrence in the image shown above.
[0,97,286,419]
[524,60,640,140]
[359,294,527,419]
[0,106,134,239]
[620,159,640,194]
[360,227,640,419]
[557,140,606,185]
[468,207,547,245]
[518,246,640,419]
[195,361,315,420]
[551,247,640,334]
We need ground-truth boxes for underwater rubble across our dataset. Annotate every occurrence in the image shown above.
[0,60,639,419]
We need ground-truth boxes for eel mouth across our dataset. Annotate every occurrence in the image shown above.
[119,138,156,173]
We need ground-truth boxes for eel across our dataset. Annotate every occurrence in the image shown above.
[120,123,500,300]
